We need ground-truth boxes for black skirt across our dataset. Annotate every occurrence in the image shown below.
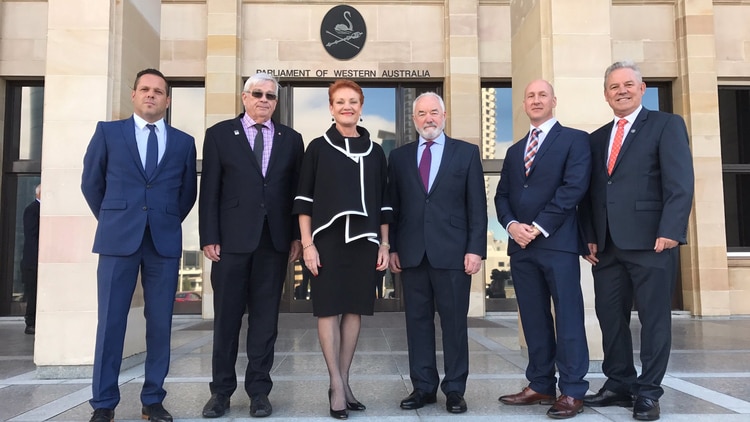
[310,217,378,317]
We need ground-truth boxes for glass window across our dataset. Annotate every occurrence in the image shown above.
[719,87,750,250]
[481,85,513,160]
[168,84,206,160]
[1,81,44,316]
[167,83,205,314]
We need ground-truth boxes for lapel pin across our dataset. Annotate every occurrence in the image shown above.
[630,129,635,133]
[234,130,240,135]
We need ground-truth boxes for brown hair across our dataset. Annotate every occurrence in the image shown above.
[328,79,364,105]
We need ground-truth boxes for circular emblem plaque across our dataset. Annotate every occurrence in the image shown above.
[320,5,367,60]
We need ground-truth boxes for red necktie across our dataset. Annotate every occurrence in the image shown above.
[524,128,540,176]
[419,141,434,191]
[607,119,627,175]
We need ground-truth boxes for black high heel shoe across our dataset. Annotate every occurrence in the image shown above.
[328,388,348,420]
[346,399,366,411]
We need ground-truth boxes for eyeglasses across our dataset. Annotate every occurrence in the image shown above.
[249,90,278,101]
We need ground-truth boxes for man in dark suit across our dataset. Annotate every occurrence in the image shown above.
[81,68,198,422]
[388,92,487,414]
[495,80,591,419]
[199,72,304,419]
[579,61,694,421]
[22,184,41,335]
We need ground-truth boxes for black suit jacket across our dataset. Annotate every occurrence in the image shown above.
[580,108,694,251]
[199,114,304,253]
[388,136,487,270]
[21,199,40,270]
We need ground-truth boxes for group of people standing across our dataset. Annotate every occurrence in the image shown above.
[79,59,692,422]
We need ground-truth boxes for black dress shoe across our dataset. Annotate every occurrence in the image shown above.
[24,326,35,335]
[141,403,173,422]
[446,391,467,414]
[633,396,660,421]
[400,389,437,410]
[202,393,230,418]
[89,408,114,422]
[346,399,366,411]
[583,388,633,407]
[328,389,348,419]
[250,394,272,418]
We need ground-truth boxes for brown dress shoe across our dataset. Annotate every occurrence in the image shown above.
[499,386,555,405]
[547,395,584,419]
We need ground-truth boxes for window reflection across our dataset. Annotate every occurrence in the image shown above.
[485,175,515,311]
[481,86,513,160]
[169,85,206,159]
[176,175,202,314]
[18,87,44,161]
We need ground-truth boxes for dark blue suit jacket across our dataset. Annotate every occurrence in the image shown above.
[495,122,591,255]
[81,117,197,258]
[388,136,487,270]
[199,115,304,253]
[580,108,694,251]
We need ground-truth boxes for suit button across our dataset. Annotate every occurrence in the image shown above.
[608,181,612,185]
[523,184,529,188]
[260,203,265,208]
[146,184,152,188]
[425,199,430,203]
[142,206,148,211]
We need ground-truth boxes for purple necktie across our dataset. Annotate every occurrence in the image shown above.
[419,141,434,191]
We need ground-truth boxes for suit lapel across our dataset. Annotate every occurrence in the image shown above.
[265,120,283,176]
[430,136,455,194]
[231,115,262,175]
[612,107,649,174]
[526,123,561,177]
[122,117,148,179]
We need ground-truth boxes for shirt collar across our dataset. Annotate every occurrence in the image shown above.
[133,114,165,132]
[243,114,274,131]
[419,131,445,147]
[529,117,557,136]
[613,105,642,126]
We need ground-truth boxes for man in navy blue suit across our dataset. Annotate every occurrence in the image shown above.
[495,79,591,419]
[388,92,487,414]
[82,68,197,422]
[580,61,694,421]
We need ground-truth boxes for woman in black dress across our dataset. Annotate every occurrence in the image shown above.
[293,80,391,419]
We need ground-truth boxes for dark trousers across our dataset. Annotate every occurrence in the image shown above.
[90,228,179,410]
[402,256,470,395]
[510,248,589,399]
[593,236,676,400]
[22,267,38,327]
[209,221,288,398]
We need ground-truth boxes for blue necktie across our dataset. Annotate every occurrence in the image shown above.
[145,124,158,178]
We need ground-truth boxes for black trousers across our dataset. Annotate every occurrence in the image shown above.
[22,267,37,327]
[209,221,288,398]
[593,235,677,400]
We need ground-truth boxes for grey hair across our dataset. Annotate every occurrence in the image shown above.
[604,60,643,87]
[412,92,445,115]
[243,72,279,95]
[34,184,41,196]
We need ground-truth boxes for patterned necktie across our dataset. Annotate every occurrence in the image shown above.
[524,128,541,176]
[607,118,628,175]
[419,141,434,192]
[253,123,265,169]
[145,124,158,178]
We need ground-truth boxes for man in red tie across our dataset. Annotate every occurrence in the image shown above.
[579,61,694,421]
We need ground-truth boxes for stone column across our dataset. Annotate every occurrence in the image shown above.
[35,0,161,377]
[510,0,611,362]
[444,0,485,317]
[201,0,243,318]
[673,0,730,316]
